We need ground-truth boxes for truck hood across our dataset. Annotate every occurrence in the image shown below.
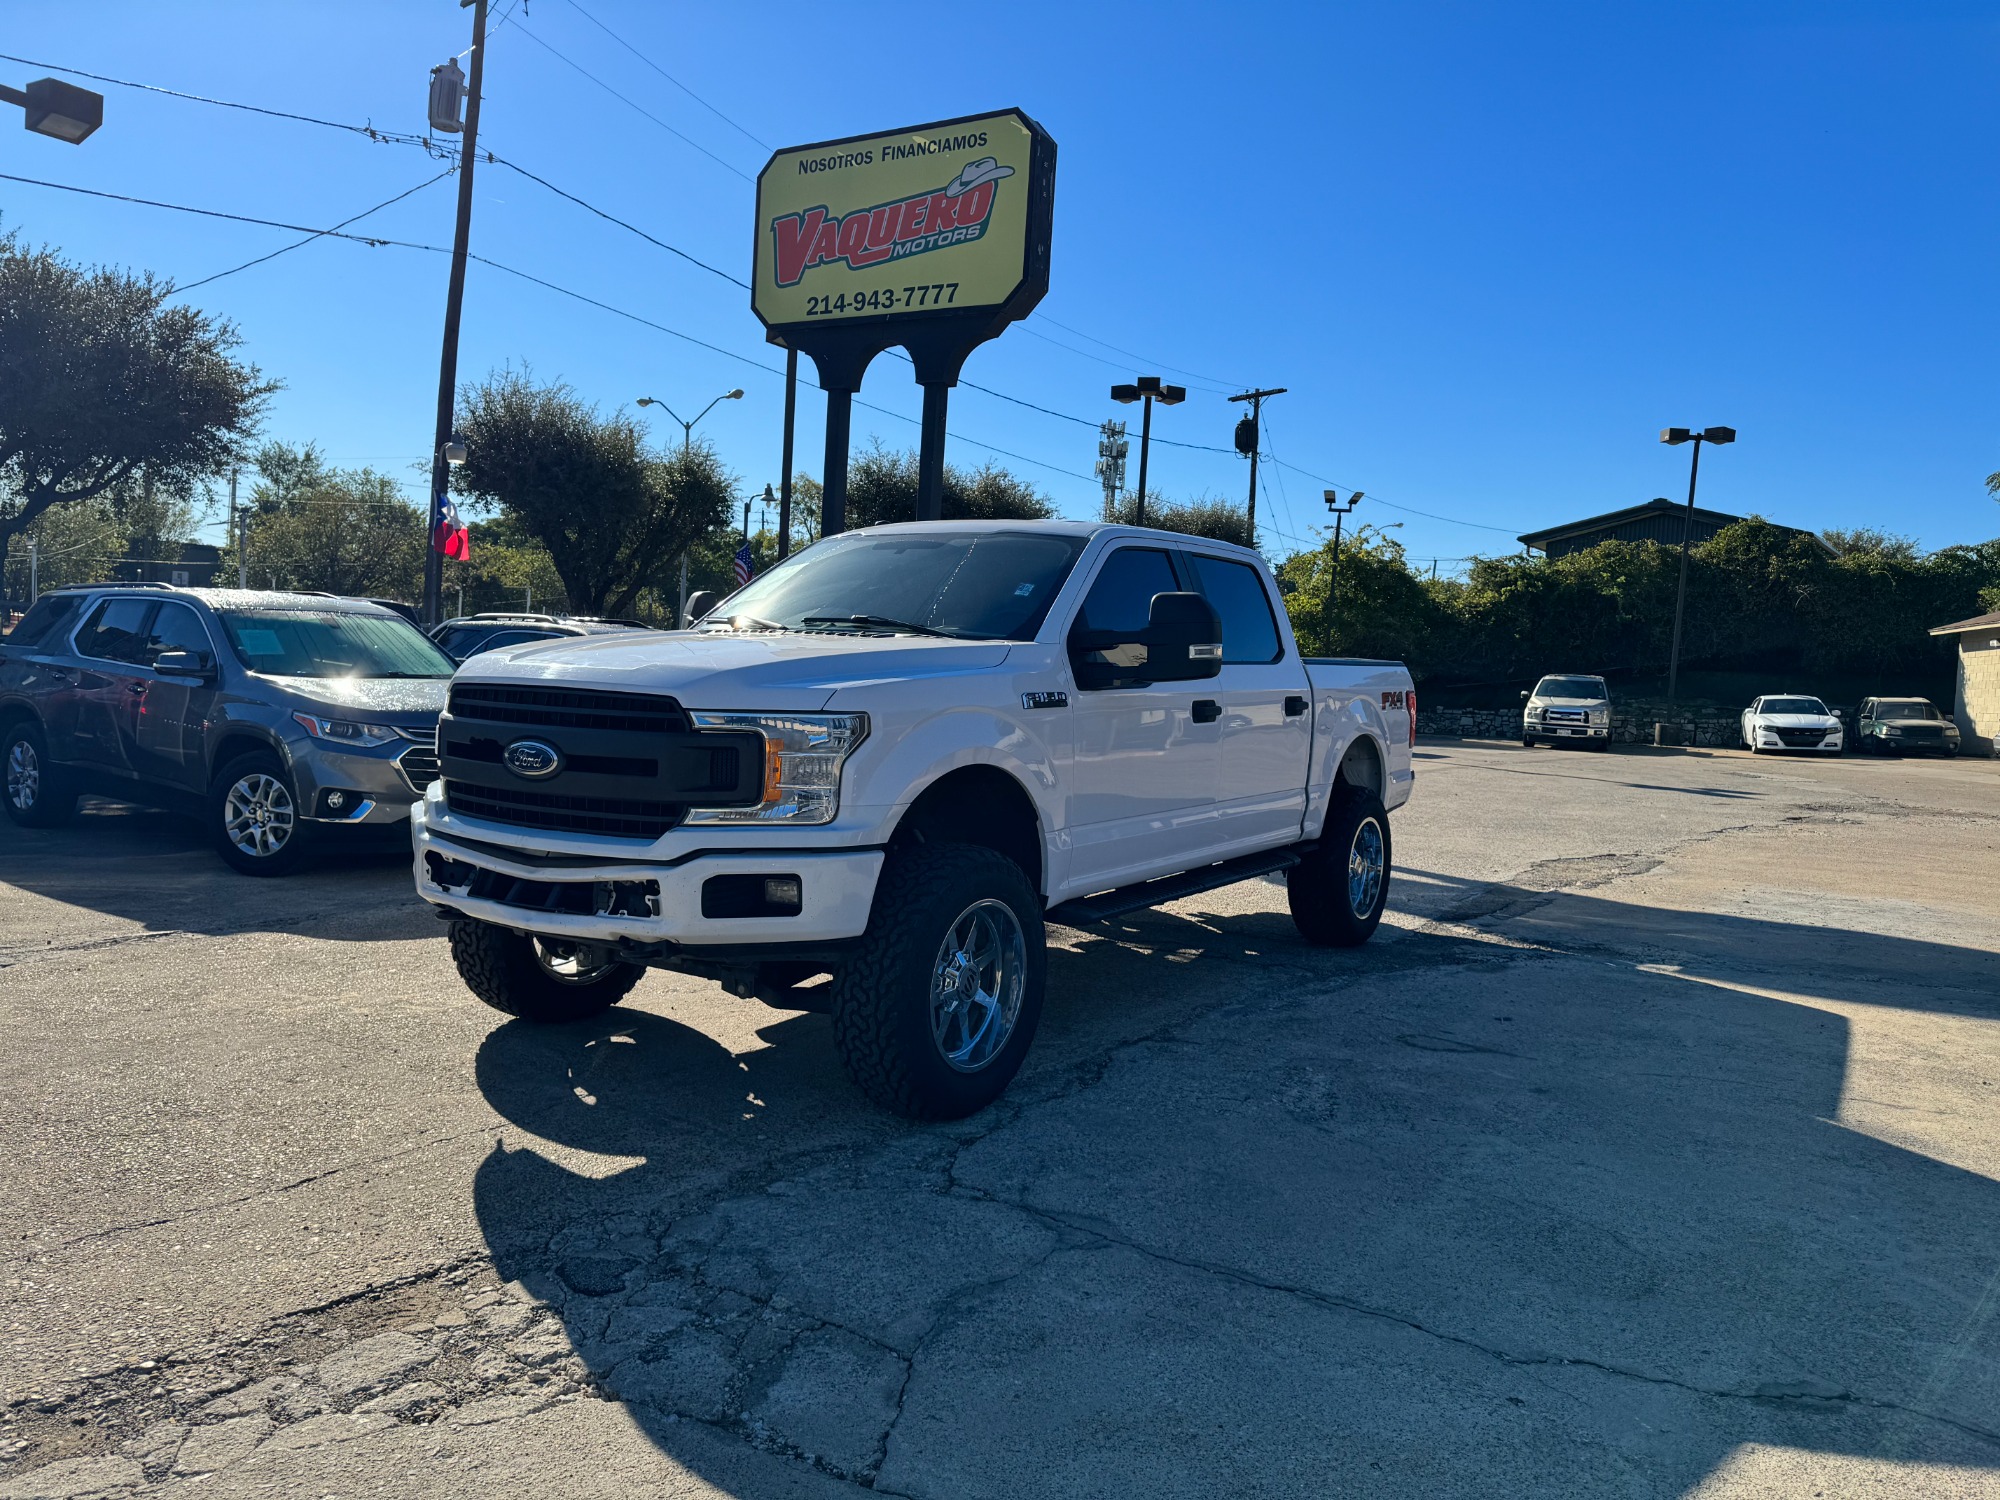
[1530,696,1608,710]
[456,630,1016,710]
[257,674,448,722]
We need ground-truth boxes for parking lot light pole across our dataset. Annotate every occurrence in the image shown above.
[0,77,104,143]
[1660,425,1737,702]
[637,391,744,624]
[1111,377,1186,528]
[1323,489,1363,607]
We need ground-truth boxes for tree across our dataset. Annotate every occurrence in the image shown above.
[1821,527,1919,560]
[1109,494,1255,547]
[454,371,733,617]
[224,467,426,599]
[0,230,272,606]
[1277,527,1443,669]
[813,442,1057,530]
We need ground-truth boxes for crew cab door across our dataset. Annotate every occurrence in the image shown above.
[1180,549,1313,854]
[1061,545,1221,893]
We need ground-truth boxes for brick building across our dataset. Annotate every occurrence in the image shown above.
[1930,608,2000,755]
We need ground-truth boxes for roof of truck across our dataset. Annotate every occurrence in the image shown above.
[844,519,1264,558]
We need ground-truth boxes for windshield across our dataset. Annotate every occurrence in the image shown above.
[703,530,1087,641]
[1536,676,1606,699]
[1872,699,1939,720]
[219,609,456,679]
[1759,697,1829,716]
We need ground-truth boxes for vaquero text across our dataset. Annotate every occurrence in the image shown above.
[769,173,1003,289]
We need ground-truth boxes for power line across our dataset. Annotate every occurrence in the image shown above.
[1030,313,1243,389]
[487,153,748,289]
[559,0,771,151]
[175,168,456,293]
[508,22,753,182]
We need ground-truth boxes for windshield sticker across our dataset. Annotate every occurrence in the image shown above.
[235,628,282,655]
[1014,583,1035,596]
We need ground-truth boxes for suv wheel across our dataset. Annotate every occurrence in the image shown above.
[1288,785,1392,947]
[830,843,1046,1120]
[448,918,644,1022]
[209,751,313,876]
[2,721,75,828]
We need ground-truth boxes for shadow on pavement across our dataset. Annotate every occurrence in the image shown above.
[0,797,426,944]
[468,887,2000,1496]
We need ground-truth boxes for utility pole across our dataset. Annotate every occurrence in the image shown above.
[1227,387,1286,544]
[422,0,488,629]
[230,468,246,588]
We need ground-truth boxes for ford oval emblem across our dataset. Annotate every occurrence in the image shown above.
[503,739,564,779]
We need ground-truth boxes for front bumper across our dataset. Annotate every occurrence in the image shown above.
[410,799,884,947]
[1526,720,1608,738]
[290,737,436,824]
[1753,731,1843,753]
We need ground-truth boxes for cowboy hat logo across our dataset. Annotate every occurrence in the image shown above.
[770,157,1014,288]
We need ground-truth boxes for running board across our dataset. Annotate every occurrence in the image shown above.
[1046,846,1309,928]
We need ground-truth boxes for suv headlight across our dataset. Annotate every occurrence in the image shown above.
[292,713,400,748]
[684,712,868,825]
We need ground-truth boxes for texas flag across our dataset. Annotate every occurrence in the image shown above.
[433,495,470,561]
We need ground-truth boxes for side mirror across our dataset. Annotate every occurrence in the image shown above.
[1520,689,1530,699]
[1069,591,1222,690]
[684,590,721,628]
[153,649,215,681]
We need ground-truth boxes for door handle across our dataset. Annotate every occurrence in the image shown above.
[127,682,148,696]
[1192,699,1221,724]
[1285,695,1308,717]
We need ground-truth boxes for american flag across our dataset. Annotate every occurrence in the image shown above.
[733,542,754,586]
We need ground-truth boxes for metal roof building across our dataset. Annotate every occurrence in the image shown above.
[1518,499,1822,559]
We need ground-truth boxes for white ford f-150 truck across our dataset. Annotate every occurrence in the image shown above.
[413,521,1415,1119]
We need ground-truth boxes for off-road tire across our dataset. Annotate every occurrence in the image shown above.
[1288,784,1392,948]
[448,918,644,1022]
[1,720,75,828]
[208,750,315,876]
[830,843,1046,1121]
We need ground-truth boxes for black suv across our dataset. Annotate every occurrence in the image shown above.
[0,584,457,874]
[429,613,654,663]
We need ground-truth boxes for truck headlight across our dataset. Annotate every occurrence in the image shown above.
[683,712,868,825]
[1525,707,1543,722]
[292,713,400,748]
[1589,707,1609,724]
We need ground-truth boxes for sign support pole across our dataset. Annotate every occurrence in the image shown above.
[822,390,852,537]
[917,384,949,521]
[779,346,797,556]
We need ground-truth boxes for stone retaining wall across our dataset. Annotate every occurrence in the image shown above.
[1417,699,1855,748]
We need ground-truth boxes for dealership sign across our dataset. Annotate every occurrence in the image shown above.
[753,109,1055,337]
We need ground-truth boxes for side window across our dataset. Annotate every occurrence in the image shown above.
[434,626,495,658]
[76,599,156,665]
[1071,548,1179,639]
[1186,553,1282,664]
[142,602,213,665]
[3,593,84,650]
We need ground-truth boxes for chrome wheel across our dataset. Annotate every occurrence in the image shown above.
[533,937,620,985]
[930,899,1026,1074]
[6,739,39,811]
[1348,815,1386,919]
[223,772,295,858]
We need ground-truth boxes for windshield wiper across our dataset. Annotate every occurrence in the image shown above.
[800,614,959,638]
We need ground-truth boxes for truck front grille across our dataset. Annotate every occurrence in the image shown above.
[443,779,684,840]
[447,683,689,734]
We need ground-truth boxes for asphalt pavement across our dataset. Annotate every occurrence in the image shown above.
[3,740,1999,1499]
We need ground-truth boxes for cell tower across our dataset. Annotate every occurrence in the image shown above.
[1095,419,1129,521]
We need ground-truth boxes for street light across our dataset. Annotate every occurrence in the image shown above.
[1110,376,1185,527]
[637,390,745,623]
[0,77,104,143]
[1659,425,1737,702]
[637,389,744,454]
[1324,490,1363,608]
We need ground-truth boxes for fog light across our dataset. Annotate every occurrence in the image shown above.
[326,791,346,810]
[764,877,802,908]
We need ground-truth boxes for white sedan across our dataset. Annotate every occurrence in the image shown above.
[1741,695,1844,755]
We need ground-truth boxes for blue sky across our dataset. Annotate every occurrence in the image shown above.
[2,0,1994,568]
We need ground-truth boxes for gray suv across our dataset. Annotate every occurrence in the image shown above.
[0,584,454,875]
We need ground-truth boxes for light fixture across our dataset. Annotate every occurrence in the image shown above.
[0,77,104,144]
